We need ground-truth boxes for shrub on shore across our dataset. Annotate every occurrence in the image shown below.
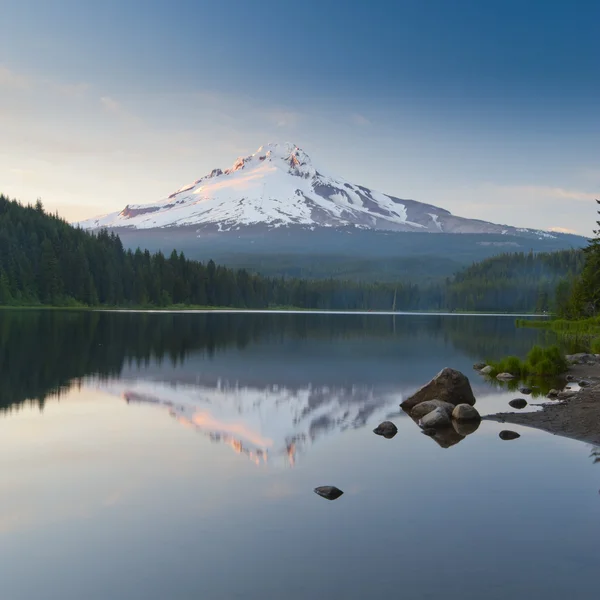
[488,345,567,378]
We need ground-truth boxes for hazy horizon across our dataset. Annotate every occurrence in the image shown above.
[1,0,599,235]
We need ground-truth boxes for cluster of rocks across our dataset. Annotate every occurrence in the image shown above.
[397,367,482,447]
[473,362,516,380]
[315,366,528,501]
[565,353,600,365]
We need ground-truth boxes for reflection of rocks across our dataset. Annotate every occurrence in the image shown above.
[314,486,344,500]
[373,421,398,438]
[453,419,480,436]
[430,427,465,449]
[401,368,476,411]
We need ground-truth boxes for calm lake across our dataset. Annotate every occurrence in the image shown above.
[0,310,598,599]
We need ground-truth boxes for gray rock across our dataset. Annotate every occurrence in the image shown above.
[499,430,521,441]
[421,428,437,437]
[557,390,576,399]
[314,486,344,501]
[509,398,528,409]
[452,404,481,422]
[578,380,590,387]
[473,362,487,371]
[496,372,515,380]
[452,419,481,436]
[519,387,532,395]
[566,353,597,365]
[373,421,398,438]
[480,365,494,375]
[547,389,559,398]
[410,400,455,420]
[418,407,452,429]
[401,368,476,411]
[566,375,575,382]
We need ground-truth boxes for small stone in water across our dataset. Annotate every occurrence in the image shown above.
[509,399,528,409]
[499,430,521,441]
[314,486,344,501]
[373,421,398,438]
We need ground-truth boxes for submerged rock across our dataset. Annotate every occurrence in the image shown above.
[547,389,559,398]
[410,400,455,420]
[496,372,515,380]
[509,398,528,410]
[401,368,476,411]
[452,419,481,436]
[314,486,344,501]
[373,421,398,438]
[473,362,487,371]
[499,430,521,441]
[579,380,590,387]
[519,387,532,395]
[419,407,452,429]
[480,365,494,375]
[452,404,481,422]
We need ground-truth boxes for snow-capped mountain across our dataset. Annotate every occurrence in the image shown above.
[78,142,555,237]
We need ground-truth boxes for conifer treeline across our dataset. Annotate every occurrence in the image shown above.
[0,194,583,312]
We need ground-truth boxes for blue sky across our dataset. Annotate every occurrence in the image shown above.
[1,0,599,234]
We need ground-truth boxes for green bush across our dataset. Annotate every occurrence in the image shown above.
[489,345,567,378]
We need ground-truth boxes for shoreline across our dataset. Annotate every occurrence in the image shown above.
[0,305,548,317]
[484,360,600,446]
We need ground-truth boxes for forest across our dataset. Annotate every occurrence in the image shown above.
[0,193,584,312]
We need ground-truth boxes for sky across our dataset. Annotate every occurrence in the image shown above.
[1,0,599,235]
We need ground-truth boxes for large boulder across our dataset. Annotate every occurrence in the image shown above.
[452,404,481,422]
[401,368,476,411]
[418,407,452,429]
[373,421,398,438]
[410,400,455,420]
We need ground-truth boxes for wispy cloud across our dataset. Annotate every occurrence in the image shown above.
[266,109,301,127]
[100,96,121,113]
[548,226,578,234]
[485,184,598,203]
[350,113,371,126]
[0,65,30,89]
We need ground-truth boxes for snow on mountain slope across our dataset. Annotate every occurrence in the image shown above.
[78,142,557,238]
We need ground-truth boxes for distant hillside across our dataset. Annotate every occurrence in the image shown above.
[444,249,584,312]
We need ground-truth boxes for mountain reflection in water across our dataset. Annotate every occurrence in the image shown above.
[0,309,551,464]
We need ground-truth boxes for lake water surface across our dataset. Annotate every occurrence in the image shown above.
[0,310,598,599]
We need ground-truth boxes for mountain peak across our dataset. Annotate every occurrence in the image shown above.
[77,143,559,240]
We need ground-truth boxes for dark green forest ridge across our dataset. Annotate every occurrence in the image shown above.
[0,194,583,312]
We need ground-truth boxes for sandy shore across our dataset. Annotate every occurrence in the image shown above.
[484,360,600,446]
